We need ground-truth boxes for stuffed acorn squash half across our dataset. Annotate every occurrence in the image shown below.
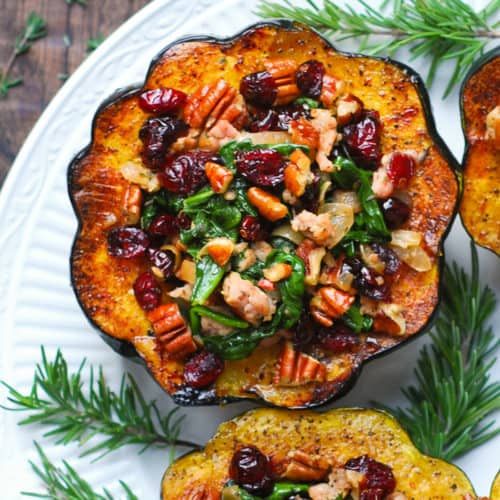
[161,408,479,500]
[69,21,459,408]
[459,46,500,255]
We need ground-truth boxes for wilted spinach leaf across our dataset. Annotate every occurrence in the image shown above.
[191,256,225,306]
[265,250,305,329]
[342,304,373,333]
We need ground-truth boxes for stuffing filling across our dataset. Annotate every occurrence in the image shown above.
[106,57,434,390]
[220,445,407,500]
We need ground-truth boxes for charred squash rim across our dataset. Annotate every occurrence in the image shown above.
[160,407,476,499]
[459,45,500,256]
[68,20,460,408]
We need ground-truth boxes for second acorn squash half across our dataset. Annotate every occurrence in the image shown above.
[161,408,476,499]
[459,46,500,255]
[69,21,459,408]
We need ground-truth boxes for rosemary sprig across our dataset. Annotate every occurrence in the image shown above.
[87,34,106,54]
[1,348,201,461]
[23,442,137,499]
[65,0,87,6]
[0,12,47,98]
[387,241,500,461]
[256,0,500,97]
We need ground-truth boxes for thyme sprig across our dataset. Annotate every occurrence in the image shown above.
[23,442,137,499]
[256,0,500,97]
[1,348,201,461]
[0,12,47,98]
[387,241,500,461]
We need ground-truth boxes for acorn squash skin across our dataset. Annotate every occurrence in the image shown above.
[161,408,476,499]
[69,21,460,408]
[459,46,500,255]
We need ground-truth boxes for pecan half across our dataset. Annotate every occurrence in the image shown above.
[183,79,247,146]
[147,303,196,359]
[310,287,355,327]
[265,58,300,105]
[282,450,330,481]
[184,485,218,500]
[122,184,142,224]
[274,341,327,386]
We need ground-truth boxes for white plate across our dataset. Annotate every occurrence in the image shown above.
[0,0,498,497]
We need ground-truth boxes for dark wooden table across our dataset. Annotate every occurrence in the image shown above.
[0,0,150,186]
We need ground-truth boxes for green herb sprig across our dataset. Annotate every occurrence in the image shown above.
[0,12,47,98]
[387,241,500,460]
[23,442,137,499]
[87,34,106,53]
[1,348,201,461]
[257,0,500,97]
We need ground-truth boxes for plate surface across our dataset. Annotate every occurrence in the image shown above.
[0,0,498,497]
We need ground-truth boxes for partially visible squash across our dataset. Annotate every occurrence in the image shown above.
[460,46,500,255]
[492,471,500,500]
[161,408,476,499]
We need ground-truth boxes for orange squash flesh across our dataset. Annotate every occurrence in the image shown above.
[460,47,500,255]
[69,21,459,407]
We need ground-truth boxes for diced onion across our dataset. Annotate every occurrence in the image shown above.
[318,179,332,209]
[272,223,304,245]
[390,229,422,248]
[360,244,385,273]
[332,190,362,213]
[380,303,406,335]
[393,246,432,272]
[335,265,354,292]
[304,246,326,286]
[319,202,355,247]
[240,131,291,145]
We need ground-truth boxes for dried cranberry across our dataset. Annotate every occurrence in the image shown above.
[138,88,187,114]
[248,103,310,132]
[147,247,175,278]
[360,489,386,500]
[370,243,401,275]
[176,212,192,230]
[239,215,264,242]
[346,258,389,301]
[296,60,325,98]
[381,197,410,229]
[159,151,218,195]
[148,214,178,237]
[184,350,224,388]
[240,71,277,108]
[133,272,162,311]
[107,227,150,258]
[345,455,396,497]
[386,152,415,187]
[235,149,285,187]
[293,313,317,348]
[342,111,382,169]
[300,173,320,213]
[230,446,275,496]
[139,117,188,168]
[318,324,359,353]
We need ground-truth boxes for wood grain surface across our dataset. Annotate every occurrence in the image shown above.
[0,0,150,186]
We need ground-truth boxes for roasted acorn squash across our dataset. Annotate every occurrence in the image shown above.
[161,408,476,499]
[69,21,459,408]
[459,46,500,255]
[492,471,500,500]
